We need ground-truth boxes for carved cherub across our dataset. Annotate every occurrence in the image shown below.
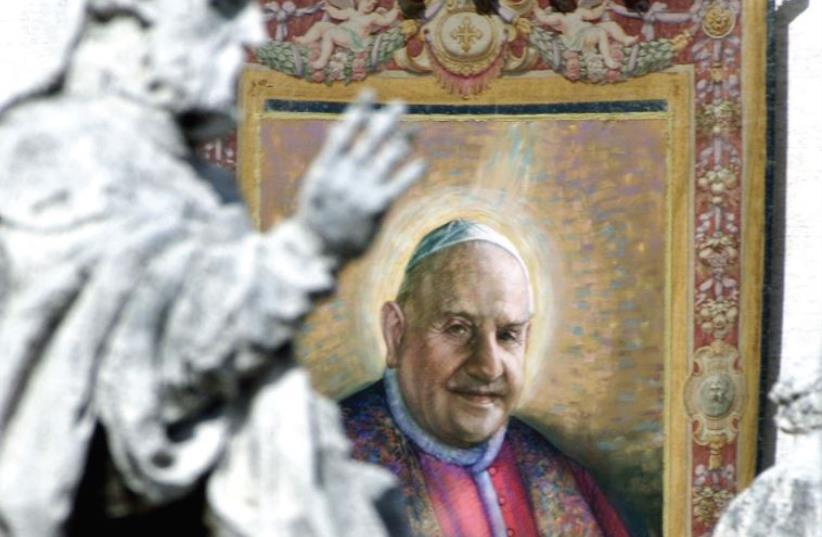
[534,0,638,69]
[263,1,324,42]
[295,0,400,70]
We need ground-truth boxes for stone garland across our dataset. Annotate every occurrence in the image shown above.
[253,2,695,87]
[527,27,680,84]
[255,27,407,85]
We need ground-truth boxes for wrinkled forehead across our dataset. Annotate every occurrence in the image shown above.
[418,242,534,313]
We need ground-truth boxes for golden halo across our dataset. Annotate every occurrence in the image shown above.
[352,184,563,397]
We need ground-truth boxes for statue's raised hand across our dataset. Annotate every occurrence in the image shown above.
[296,91,425,257]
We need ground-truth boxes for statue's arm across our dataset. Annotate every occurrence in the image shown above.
[607,2,638,18]
[580,1,608,21]
[374,6,400,26]
[534,7,561,27]
[160,92,423,393]
[326,4,353,21]
[97,93,424,505]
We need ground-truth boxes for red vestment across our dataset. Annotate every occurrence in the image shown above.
[342,380,632,537]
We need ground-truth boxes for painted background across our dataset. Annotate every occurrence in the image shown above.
[259,114,668,534]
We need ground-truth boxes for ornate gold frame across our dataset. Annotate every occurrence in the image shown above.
[236,0,767,527]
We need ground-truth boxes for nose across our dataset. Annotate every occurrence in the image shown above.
[465,331,504,382]
[238,2,268,48]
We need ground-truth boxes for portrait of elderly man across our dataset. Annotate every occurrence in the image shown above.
[341,219,631,537]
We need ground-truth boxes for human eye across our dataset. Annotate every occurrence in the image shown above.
[498,327,523,345]
[444,321,471,339]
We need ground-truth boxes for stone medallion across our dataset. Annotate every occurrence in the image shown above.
[702,2,736,40]
[428,0,506,76]
[685,341,746,469]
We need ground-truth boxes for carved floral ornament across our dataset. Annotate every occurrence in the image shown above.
[692,463,735,525]
[685,340,746,469]
[254,0,714,96]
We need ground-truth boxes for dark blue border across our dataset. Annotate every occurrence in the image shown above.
[264,99,667,115]
[756,0,787,475]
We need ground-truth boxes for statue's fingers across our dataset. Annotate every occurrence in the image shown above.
[316,90,375,164]
[368,135,412,185]
[349,100,407,163]
[365,158,426,212]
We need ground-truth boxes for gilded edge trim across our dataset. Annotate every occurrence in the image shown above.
[737,0,768,492]
[662,66,694,537]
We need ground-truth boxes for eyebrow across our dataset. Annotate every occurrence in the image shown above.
[440,310,533,325]
[500,320,533,333]
[503,319,532,327]
[440,310,476,322]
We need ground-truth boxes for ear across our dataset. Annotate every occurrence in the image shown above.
[381,301,406,369]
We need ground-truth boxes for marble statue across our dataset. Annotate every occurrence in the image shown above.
[713,375,822,537]
[0,0,424,535]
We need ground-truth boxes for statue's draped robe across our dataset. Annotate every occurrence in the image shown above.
[341,375,631,537]
[0,96,392,537]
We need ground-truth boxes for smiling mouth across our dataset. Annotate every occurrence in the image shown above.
[451,390,502,406]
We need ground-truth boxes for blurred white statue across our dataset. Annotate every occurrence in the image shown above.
[713,375,822,537]
[0,0,424,536]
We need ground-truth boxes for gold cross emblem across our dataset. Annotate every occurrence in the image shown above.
[450,16,483,54]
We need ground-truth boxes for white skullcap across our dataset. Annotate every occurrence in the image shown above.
[404,219,528,277]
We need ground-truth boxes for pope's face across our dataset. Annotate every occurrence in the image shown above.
[385,242,532,447]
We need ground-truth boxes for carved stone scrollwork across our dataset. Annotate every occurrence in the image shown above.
[685,341,746,469]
